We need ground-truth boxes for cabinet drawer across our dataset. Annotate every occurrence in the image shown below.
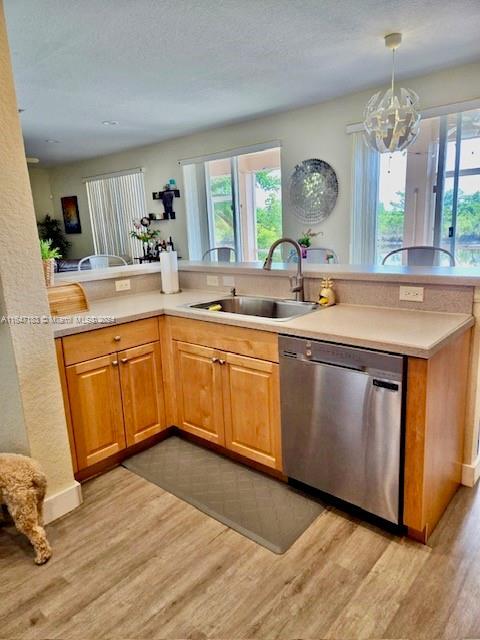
[168,317,278,362]
[62,318,159,365]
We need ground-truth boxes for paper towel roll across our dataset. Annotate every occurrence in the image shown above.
[160,251,180,294]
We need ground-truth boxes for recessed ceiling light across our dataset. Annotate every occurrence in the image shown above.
[45,138,60,143]
[102,120,119,126]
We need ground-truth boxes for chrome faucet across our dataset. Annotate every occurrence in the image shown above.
[263,238,305,302]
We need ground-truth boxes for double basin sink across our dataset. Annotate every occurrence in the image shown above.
[189,295,317,321]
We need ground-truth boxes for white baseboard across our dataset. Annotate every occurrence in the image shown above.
[43,481,82,524]
[462,453,480,487]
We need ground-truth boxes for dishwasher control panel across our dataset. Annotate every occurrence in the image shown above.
[280,335,404,378]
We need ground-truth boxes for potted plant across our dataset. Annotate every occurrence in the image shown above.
[130,219,160,258]
[298,228,319,259]
[37,215,71,257]
[40,239,61,287]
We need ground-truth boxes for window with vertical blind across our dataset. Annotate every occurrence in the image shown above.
[85,168,147,260]
[350,104,480,266]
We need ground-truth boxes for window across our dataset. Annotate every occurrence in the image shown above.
[85,168,147,260]
[183,145,282,261]
[205,158,235,253]
[251,166,282,262]
[352,106,480,267]
[435,111,480,265]
[376,152,407,264]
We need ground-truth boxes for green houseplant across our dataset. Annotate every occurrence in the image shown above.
[298,228,319,248]
[298,228,320,259]
[40,239,61,287]
[37,215,71,257]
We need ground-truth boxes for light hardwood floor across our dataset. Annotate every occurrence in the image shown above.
[1,465,480,640]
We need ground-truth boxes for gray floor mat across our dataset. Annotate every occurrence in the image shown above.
[122,436,324,554]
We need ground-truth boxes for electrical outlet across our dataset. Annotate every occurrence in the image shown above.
[222,275,235,286]
[115,279,131,292]
[399,285,424,302]
[206,275,219,287]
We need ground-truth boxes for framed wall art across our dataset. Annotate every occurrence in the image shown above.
[61,195,82,234]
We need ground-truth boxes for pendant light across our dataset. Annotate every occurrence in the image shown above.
[363,33,421,153]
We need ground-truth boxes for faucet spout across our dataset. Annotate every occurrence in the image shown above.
[263,237,305,302]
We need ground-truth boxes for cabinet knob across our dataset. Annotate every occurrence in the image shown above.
[212,357,219,363]
[114,335,121,342]
[219,359,226,365]
[120,358,128,364]
[112,360,119,366]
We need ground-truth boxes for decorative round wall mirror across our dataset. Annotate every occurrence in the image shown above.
[289,159,338,224]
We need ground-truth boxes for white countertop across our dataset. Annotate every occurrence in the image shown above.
[56,260,480,287]
[52,289,474,358]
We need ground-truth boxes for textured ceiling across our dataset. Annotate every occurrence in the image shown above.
[4,0,480,166]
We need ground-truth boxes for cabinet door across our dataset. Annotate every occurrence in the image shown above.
[66,354,126,470]
[222,353,281,469]
[119,342,166,446]
[174,341,225,445]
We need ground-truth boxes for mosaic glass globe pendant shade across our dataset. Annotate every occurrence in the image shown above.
[363,33,421,153]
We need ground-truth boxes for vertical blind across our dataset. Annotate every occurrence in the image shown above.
[350,132,380,264]
[85,169,147,259]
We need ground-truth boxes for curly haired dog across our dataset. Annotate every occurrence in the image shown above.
[0,453,52,564]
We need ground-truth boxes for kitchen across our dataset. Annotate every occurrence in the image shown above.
[1,1,480,639]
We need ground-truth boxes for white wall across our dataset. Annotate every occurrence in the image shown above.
[28,166,54,221]
[0,1,76,500]
[41,61,480,262]
[0,277,29,453]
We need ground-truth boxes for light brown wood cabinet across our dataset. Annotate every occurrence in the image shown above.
[172,336,281,470]
[174,341,225,446]
[403,330,470,542]
[223,352,281,469]
[66,354,126,469]
[119,342,166,447]
[57,316,282,476]
[58,320,167,472]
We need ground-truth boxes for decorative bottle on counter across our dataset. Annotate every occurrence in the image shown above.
[319,277,336,307]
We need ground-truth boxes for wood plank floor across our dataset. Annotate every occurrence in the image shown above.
[1,465,480,640]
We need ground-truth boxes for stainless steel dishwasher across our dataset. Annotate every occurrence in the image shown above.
[279,336,405,524]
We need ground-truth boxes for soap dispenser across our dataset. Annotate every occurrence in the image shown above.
[319,277,336,307]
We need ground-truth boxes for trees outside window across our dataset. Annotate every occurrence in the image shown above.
[375,107,480,266]
[204,148,282,261]
[254,169,282,262]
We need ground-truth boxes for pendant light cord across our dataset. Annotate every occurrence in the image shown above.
[390,47,396,104]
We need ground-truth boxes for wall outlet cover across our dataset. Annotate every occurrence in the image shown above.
[206,275,219,287]
[399,285,424,302]
[115,279,131,292]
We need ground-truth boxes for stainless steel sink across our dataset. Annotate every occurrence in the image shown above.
[189,296,317,321]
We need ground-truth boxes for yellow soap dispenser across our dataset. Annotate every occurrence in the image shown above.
[319,277,336,307]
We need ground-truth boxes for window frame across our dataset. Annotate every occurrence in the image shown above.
[433,112,480,257]
[192,146,282,261]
